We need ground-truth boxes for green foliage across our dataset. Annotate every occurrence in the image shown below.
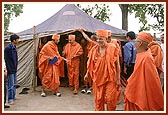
[128,4,164,32]
[4,4,24,32]
[76,4,111,22]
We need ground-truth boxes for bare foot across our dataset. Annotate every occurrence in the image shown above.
[73,89,78,95]
[8,101,14,105]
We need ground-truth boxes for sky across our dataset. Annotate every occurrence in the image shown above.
[5,2,164,37]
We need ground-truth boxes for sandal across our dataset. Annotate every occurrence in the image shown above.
[56,92,61,97]
[81,89,86,94]
[54,92,61,97]
[87,89,92,94]
[41,92,46,97]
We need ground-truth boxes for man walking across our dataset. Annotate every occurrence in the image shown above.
[86,29,121,111]
[38,34,65,97]
[62,34,83,94]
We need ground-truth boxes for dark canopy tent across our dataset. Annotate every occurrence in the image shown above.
[17,4,127,39]
[4,4,127,88]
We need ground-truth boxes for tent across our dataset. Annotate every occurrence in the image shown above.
[4,4,127,88]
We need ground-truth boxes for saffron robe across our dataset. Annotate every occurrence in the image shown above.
[63,42,83,89]
[38,41,64,92]
[148,41,163,74]
[124,49,164,111]
[84,41,97,85]
[87,44,120,111]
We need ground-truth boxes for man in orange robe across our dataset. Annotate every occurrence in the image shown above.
[38,34,65,97]
[148,39,163,75]
[85,29,121,111]
[62,34,83,94]
[124,32,164,111]
[107,30,122,103]
[107,30,123,67]
[78,29,98,94]
[81,34,97,94]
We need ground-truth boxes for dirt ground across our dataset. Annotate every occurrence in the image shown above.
[3,86,125,113]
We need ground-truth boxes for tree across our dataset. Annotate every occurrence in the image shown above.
[119,4,128,31]
[4,4,24,32]
[76,4,111,22]
[119,4,164,32]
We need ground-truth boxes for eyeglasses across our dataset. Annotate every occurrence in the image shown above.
[134,40,142,43]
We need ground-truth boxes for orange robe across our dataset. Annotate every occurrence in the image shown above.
[148,41,163,74]
[87,44,120,111]
[38,41,64,92]
[86,41,97,54]
[63,42,83,89]
[84,41,97,86]
[110,39,123,65]
[124,49,164,111]
[80,40,87,85]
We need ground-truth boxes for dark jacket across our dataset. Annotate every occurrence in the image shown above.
[4,42,18,74]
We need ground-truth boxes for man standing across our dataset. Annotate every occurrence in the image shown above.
[38,34,65,97]
[124,32,164,111]
[62,34,83,94]
[4,34,20,105]
[123,31,137,80]
[78,29,97,94]
[148,35,163,76]
[85,29,121,111]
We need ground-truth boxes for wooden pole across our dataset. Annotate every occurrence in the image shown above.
[33,26,37,91]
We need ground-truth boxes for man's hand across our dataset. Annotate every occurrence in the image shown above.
[62,51,65,57]
[84,73,88,82]
[72,55,79,59]
[77,28,83,32]
[50,56,55,60]
[63,57,67,61]
[116,79,121,86]
[123,66,127,74]
[4,71,7,78]
[64,58,71,64]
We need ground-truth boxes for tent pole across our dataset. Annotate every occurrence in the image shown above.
[33,26,37,91]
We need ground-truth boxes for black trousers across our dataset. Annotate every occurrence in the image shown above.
[125,64,135,80]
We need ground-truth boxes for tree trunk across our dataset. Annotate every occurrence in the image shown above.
[119,4,128,31]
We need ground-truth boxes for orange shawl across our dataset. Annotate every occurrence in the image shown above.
[124,49,164,111]
[87,44,119,86]
[38,41,64,92]
[148,41,163,73]
[63,42,83,65]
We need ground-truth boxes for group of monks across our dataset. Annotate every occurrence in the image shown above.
[38,28,164,111]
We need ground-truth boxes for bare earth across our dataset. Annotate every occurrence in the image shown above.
[3,86,125,113]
